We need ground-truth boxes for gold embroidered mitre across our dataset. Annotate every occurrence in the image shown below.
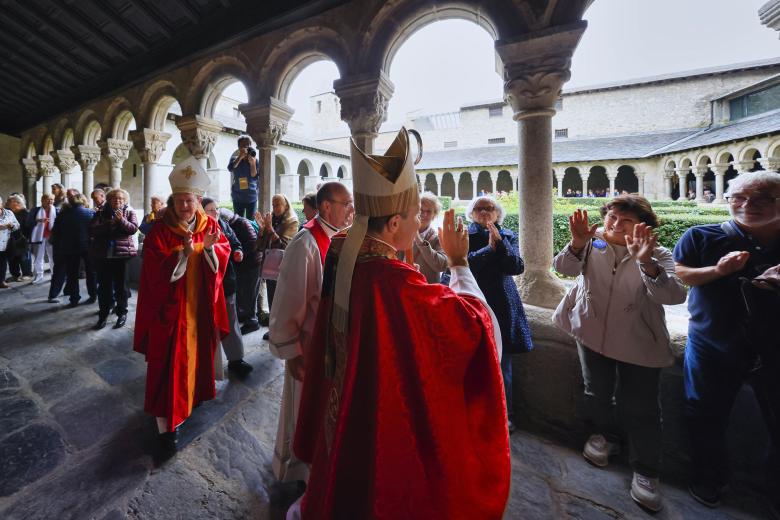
[169,156,210,196]
[333,127,422,333]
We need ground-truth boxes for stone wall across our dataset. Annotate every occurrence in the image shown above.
[0,134,21,198]
[517,305,770,485]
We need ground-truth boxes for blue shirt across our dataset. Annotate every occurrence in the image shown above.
[228,153,258,203]
[673,222,780,353]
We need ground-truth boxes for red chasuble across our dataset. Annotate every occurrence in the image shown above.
[133,210,230,431]
[294,235,510,519]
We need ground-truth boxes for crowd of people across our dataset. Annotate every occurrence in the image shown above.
[1,129,778,518]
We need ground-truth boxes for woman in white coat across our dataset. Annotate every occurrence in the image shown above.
[552,194,687,512]
[0,195,21,289]
[28,193,56,284]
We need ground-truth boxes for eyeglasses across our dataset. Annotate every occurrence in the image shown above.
[725,195,780,208]
[473,206,496,212]
[329,199,354,209]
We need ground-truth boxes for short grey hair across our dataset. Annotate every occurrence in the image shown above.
[106,188,130,205]
[7,194,25,208]
[419,192,442,216]
[726,171,780,196]
[466,195,505,225]
[218,207,235,221]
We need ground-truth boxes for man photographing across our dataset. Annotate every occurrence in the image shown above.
[228,135,258,219]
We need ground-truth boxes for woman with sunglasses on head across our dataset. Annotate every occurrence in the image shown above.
[466,194,533,436]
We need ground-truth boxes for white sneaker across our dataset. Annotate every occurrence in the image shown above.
[582,433,620,467]
[631,472,663,512]
[31,275,44,285]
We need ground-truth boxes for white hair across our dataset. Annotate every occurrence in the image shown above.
[726,171,780,196]
[419,192,442,215]
[466,195,505,225]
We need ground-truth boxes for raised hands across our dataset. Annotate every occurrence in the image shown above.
[486,221,502,250]
[625,223,658,264]
[183,231,194,258]
[569,209,598,250]
[203,227,220,250]
[439,209,468,267]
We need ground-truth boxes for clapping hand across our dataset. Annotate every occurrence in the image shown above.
[254,210,264,228]
[625,223,658,264]
[183,231,194,258]
[439,209,468,267]
[569,209,598,251]
[753,263,780,293]
[203,228,220,250]
[715,250,751,277]
[114,209,124,221]
[486,222,501,250]
[233,250,244,263]
[264,212,274,232]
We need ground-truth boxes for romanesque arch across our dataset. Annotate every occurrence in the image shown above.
[497,170,513,193]
[476,170,492,195]
[137,79,182,131]
[440,172,455,198]
[615,165,638,193]
[185,55,255,117]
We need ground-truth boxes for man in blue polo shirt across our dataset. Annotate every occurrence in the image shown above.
[674,171,780,511]
[228,135,258,219]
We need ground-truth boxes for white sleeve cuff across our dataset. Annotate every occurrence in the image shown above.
[204,248,219,273]
[170,251,187,282]
[269,338,303,360]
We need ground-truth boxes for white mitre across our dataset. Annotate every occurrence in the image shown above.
[332,127,422,333]
[168,156,210,196]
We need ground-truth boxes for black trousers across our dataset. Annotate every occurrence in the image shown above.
[0,251,7,283]
[64,252,97,304]
[8,249,32,277]
[48,252,67,299]
[97,258,130,317]
[578,343,663,478]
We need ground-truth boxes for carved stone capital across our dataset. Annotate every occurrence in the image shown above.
[22,158,38,178]
[176,115,222,159]
[675,167,691,178]
[53,149,77,174]
[240,98,294,149]
[759,157,780,171]
[734,160,757,173]
[334,72,395,137]
[693,166,709,176]
[129,128,172,163]
[36,155,56,177]
[98,139,132,168]
[497,23,585,119]
[72,145,102,170]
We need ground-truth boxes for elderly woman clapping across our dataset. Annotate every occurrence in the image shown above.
[552,194,687,512]
[466,195,533,434]
[0,195,21,289]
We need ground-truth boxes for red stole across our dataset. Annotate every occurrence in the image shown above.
[133,212,230,431]
[304,217,330,266]
[294,235,510,519]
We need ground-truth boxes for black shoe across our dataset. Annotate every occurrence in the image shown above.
[114,314,127,328]
[85,296,97,304]
[258,311,270,326]
[262,331,270,340]
[66,300,80,309]
[240,321,260,335]
[93,316,108,330]
[688,483,721,508]
[228,359,254,378]
[159,429,179,453]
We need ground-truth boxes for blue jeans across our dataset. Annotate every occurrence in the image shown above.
[684,335,780,491]
[233,200,256,220]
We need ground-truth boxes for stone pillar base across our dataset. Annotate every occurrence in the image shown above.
[516,270,567,310]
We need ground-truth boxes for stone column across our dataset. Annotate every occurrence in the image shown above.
[606,167,617,197]
[36,155,56,194]
[555,172,565,197]
[53,150,77,190]
[335,72,395,155]
[759,157,780,172]
[580,171,589,196]
[498,22,585,308]
[635,171,646,196]
[735,160,756,174]
[97,139,131,188]
[489,171,499,194]
[22,158,38,204]
[72,145,101,197]
[510,171,519,192]
[693,166,707,202]
[452,172,463,200]
[434,174,441,196]
[176,114,221,180]
[662,170,674,200]
[710,163,728,203]
[129,129,172,214]
[241,99,294,213]
[471,175,478,199]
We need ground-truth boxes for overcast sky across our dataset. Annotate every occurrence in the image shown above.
[239,0,779,134]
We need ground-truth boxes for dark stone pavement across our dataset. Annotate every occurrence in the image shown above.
[0,275,775,519]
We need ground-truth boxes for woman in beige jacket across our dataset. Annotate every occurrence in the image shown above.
[552,194,686,513]
[398,192,448,283]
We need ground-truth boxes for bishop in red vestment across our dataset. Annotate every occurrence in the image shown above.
[133,157,230,448]
[292,129,510,519]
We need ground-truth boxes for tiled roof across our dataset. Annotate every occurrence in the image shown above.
[652,109,780,154]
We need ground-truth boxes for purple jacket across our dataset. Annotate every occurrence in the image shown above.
[89,205,139,259]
